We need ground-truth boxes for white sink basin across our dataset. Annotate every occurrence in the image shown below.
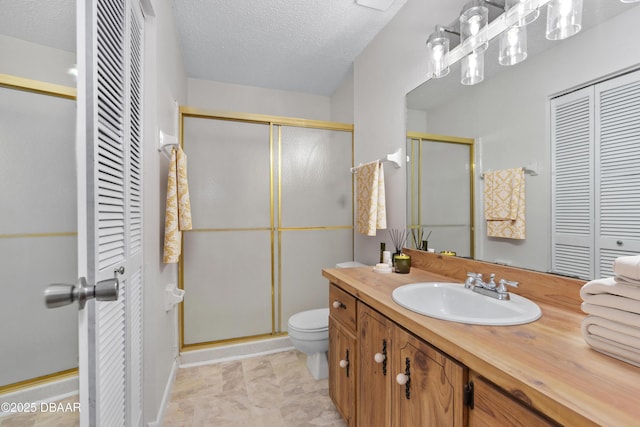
[392,282,542,326]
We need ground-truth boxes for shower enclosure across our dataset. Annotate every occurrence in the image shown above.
[179,109,354,348]
[0,76,78,394]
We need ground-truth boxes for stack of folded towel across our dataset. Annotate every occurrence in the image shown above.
[581,255,640,367]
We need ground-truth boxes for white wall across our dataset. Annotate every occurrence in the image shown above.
[351,0,468,264]
[142,0,188,424]
[422,5,640,271]
[188,78,331,120]
[330,66,354,124]
[0,34,76,86]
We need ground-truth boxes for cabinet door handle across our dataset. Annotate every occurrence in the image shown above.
[396,357,411,399]
[340,349,350,377]
[333,300,346,309]
[374,338,388,375]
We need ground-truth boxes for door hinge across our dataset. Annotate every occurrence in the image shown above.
[464,381,474,409]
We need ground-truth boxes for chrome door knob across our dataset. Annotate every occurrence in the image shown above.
[45,276,119,309]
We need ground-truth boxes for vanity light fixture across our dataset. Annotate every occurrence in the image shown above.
[546,0,583,40]
[460,0,489,53]
[499,24,527,65]
[426,27,453,78]
[505,0,540,26]
[461,51,485,85]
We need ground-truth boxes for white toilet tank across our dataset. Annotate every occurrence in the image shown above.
[336,261,366,268]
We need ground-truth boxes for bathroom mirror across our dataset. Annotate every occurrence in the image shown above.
[0,0,78,394]
[406,1,640,273]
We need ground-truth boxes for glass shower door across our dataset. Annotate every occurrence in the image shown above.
[0,85,78,395]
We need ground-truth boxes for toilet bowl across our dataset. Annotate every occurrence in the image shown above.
[288,261,366,380]
[288,308,330,380]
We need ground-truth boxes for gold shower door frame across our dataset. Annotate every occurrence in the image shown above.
[0,74,78,394]
[406,132,475,258]
[179,107,354,351]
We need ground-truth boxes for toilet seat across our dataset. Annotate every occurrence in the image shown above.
[287,308,329,332]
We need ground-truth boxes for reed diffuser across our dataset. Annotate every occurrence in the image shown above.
[388,228,407,265]
[411,228,432,251]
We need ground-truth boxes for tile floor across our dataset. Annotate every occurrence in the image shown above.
[164,349,347,427]
[0,349,343,427]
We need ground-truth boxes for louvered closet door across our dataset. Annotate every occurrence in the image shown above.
[551,87,595,280]
[77,0,144,425]
[595,70,640,277]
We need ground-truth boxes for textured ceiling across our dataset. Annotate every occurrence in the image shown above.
[170,0,408,96]
[0,0,76,52]
[0,0,407,96]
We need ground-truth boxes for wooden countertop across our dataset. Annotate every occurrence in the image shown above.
[323,266,640,427]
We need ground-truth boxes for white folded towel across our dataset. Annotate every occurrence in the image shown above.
[581,302,640,328]
[582,315,640,367]
[616,275,640,287]
[613,255,640,281]
[580,277,640,314]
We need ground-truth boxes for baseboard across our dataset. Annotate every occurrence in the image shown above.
[146,356,180,427]
[0,375,78,418]
[179,335,294,368]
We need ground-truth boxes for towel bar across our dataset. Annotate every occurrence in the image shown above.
[158,130,179,159]
[351,148,403,173]
[480,162,538,179]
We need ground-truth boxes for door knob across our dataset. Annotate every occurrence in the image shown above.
[45,276,119,309]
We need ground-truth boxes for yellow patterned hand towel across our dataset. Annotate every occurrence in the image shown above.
[356,161,387,236]
[484,168,525,239]
[163,147,192,264]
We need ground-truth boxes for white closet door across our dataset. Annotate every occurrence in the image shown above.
[77,0,144,425]
[595,70,640,277]
[551,86,595,279]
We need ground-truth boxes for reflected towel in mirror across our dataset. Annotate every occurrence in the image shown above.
[484,168,525,239]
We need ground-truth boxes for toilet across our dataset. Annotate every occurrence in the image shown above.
[288,261,366,380]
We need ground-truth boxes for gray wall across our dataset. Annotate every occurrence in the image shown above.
[351,0,468,264]
[142,0,188,424]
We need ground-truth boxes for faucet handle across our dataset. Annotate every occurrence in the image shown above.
[487,273,497,289]
[464,272,476,288]
[497,279,519,293]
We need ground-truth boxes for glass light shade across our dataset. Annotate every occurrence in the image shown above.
[461,51,484,85]
[546,0,583,40]
[426,31,450,78]
[460,1,489,53]
[505,0,540,26]
[499,25,527,66]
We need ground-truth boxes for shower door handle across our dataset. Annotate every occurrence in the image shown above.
[45,276,120,309]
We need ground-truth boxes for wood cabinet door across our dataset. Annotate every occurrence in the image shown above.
[393,327,466,427]
[469,373,559,427]
[329,316,357,426]
[358,303,393,427]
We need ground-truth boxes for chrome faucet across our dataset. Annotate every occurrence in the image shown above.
[465,272,519,300]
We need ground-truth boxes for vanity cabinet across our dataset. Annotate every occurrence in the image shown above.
[393,326,466,426]
[357,302,466,426]
[332,285,549,427]
[358,303,393,427]
[468,372,559,427]
[328,284,357,427]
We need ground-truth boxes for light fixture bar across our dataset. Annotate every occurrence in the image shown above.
[429,0,552,79]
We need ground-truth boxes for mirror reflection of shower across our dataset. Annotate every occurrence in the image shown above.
[0,0,78,402]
